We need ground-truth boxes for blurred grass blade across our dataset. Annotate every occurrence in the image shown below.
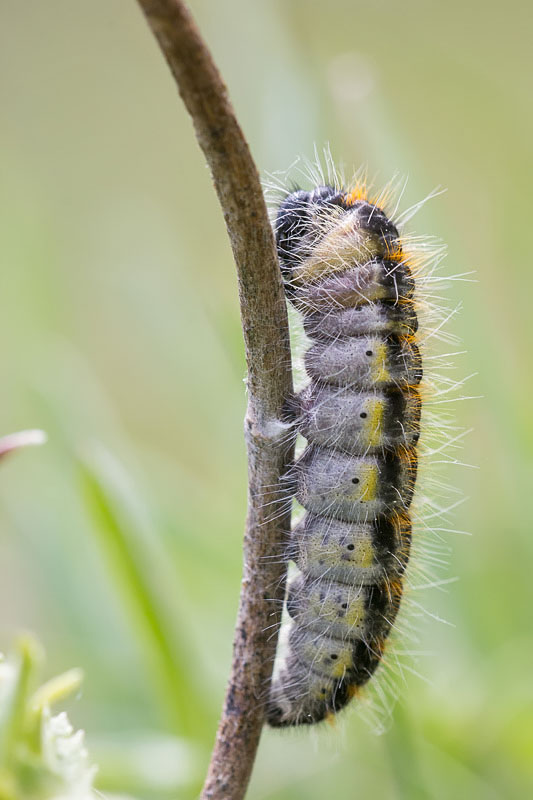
[31,668,84,713]
[0,635,41,764]
[79,456,211,739]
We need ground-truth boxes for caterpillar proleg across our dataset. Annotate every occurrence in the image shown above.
[266,175,442,728]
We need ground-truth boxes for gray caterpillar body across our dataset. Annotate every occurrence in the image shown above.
[267,184,422,727]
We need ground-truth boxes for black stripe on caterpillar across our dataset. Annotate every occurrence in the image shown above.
[267,183,424,728]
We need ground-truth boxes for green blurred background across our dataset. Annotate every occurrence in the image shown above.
[1,1,532,797]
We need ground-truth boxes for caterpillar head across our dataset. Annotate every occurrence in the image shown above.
[275,185,400,296]
[275,186,346,295]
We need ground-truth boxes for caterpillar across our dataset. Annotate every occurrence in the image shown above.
[266,179,429,728]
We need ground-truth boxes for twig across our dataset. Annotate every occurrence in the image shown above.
[135,2,294,798]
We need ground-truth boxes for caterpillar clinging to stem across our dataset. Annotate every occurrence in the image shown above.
[267,181,427,727]
[135,0,461,793]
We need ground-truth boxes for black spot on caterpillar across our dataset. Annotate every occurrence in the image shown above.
[267,182,425,727]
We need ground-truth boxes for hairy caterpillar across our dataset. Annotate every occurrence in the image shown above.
[266,179,429,728]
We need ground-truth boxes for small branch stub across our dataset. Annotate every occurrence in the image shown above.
[135,2,294,799]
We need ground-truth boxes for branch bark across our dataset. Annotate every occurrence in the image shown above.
[135,2,294,798]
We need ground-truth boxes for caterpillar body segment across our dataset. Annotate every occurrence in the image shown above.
[298,383,421,455]
[267,184,423,728]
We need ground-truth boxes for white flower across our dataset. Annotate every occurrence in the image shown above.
[41,709,97,799]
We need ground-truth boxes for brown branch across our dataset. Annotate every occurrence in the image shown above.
[135,2,294,798]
